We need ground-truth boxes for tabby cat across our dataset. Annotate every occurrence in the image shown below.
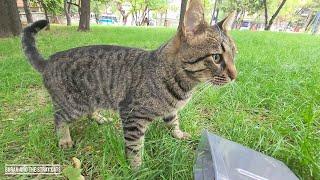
[22,0,237,168]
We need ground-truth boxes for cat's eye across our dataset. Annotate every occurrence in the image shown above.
[212,54,221,64]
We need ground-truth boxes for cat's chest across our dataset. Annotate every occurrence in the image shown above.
[163,97,191,117]
[175,97,191,110]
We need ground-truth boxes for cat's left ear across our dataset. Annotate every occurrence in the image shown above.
[217,11,236,32]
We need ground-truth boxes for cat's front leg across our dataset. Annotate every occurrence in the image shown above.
[121,116,151,169]
[163,113,191,140]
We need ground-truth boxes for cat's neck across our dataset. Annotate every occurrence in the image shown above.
[154,43,199,94]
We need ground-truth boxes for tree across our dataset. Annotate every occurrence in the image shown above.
[64,0,81,25]
[0,0,22,37]
[178,0,188,29]
[218,0,265,28]
[263,0,287,30]
[78,0,91,31]
[148,0,167,24]
[152,0,169,26]
[39,0,50,30]
[23,0,34,23]
[115,1,130,25]
[30,0,63,30]
[112,0,167,26]
[132,0,167,26]
[92,1,101,23]
[210,0,219,25]
[64,0,72,25]
[302,0,320,31]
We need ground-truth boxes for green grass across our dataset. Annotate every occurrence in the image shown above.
[0,25,319,179]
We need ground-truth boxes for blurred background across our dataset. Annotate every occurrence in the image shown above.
[5,0,320,33]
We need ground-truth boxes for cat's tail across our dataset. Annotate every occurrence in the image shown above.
[21,20,48,73]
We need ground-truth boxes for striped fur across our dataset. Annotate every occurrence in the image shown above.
[21,0,237,168]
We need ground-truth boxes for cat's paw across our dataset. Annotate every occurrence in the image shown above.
[172,130,191,140]
[91,112,112,125]
[59,138,74,149]
[128,156,142,171]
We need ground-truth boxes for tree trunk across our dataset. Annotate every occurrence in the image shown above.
[135,11,140,26]
[39,0,50,30]
[215,8,220,24]
[116,2,129,25]
[139,6,148,26]
[123,15,128,25]
[105,2,108,13]
[303,11,313,31]
[0,0,22,37]
[64,0,72,26]
[237,9,245,28]
[234,10,241,29]
[164,9,168,27]
[159,13,163,26]
[210,0,218,25]
[23,0,33,24]
[265,0,287,30]
[178,0,188,30]
[78,0,90,31]
[263,0,268,30]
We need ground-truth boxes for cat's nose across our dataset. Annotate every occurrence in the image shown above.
[227,66,237,80]
[229,73,236,81]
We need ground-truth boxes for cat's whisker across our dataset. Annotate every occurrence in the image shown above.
[191,87,211,103]
[188,81,210,96]
[189,83,212,103]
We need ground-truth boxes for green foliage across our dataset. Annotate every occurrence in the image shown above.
[148,0,168,12]
[220,0,264,14]
[46,0,63,15]
[126,0,168,14]
[31,0,64,15]
[91,1,104,17]
[120,0,169,25]
[202,0,214,23]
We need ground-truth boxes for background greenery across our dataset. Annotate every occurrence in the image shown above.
[0,25,319,179]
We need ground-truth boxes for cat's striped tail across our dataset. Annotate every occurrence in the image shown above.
[21,20,48,73]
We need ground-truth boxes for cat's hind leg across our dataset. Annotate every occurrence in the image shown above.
[54,107,74,149]
[121,113,151,169]
[163,113,191,140]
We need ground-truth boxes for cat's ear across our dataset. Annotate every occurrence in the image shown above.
[217,11,236,32]
[182,0,205,38]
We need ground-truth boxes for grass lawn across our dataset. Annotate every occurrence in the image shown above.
[0,25,319,179]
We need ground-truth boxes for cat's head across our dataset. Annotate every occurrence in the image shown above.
[170,0,237,86]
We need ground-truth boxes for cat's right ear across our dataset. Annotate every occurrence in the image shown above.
[217,11,236,32]
[182,0,205,39]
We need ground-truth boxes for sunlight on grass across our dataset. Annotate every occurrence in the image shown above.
[0,26,319,179]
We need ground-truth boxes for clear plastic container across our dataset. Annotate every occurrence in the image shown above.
[194,130,299,180]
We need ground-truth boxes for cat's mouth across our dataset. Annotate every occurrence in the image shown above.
[211,75,231,86]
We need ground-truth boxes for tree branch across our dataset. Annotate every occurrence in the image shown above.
[67,1,79,7]
[265,0,287,30]
[268,0,286,25]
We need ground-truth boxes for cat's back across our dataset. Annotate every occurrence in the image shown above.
[43,44,149,81]
[48,45,147,63]
[42,44,150,109]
